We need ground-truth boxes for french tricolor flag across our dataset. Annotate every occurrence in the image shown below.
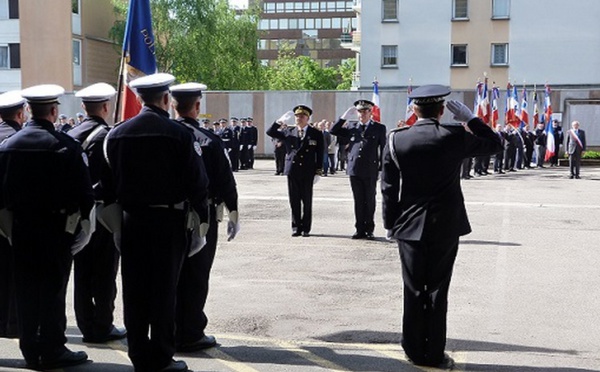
[372,80,381,122]
[405,84,417,126]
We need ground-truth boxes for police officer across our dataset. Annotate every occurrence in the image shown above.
[247,117,258,169]
[381,85,502,369]
[0,91,26,339]
[68,83,126,344]
[219,118,236,169]
[0,84,94,369]
[238,117,251,170]
[102,73,209,372]
[170,82,240,352]
[331,99,387,240]
[266,105,324,237]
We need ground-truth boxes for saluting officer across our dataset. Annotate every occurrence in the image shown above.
[0,84,94,369]
[102,73,209,372]
[170,82,240,352]
[0,91,26,339]
[331,99,387,240]
[266,105,324,237]
[381,85,502,369]
[68,83,126,344]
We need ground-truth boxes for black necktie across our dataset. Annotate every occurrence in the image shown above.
[299,128,304,139]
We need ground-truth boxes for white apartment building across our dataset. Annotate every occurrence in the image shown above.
[349,0,600,90]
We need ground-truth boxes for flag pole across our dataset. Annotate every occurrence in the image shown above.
[113,48,127,125]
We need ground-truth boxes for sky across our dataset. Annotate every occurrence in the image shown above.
[228,0,248,9]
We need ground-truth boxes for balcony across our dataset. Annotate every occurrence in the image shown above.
[353,0,361,12]
[340,31,360,52]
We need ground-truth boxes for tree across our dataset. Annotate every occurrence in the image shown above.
[336,58,356,90]
[110,0,264,90]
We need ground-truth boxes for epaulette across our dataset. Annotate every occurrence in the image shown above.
[440,122,464,127]
[388,126,411,134]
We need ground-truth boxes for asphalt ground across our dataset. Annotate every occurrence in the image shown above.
[1,160,600,372]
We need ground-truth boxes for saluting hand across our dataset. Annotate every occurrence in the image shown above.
[341,107,358,120]
[447,100,477,123]
[277,111,295,125]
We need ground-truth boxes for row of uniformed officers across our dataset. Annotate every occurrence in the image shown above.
[0,73,239,372]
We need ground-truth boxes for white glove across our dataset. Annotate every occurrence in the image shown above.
[253,145,257,150]
[227,210,240,241]
[341,107,358,120]
[247,144,252,149]
[199,222,209,238]
[239,145,243,150]
[277,111,295,125]
[386,229,394,241]
[446,100,477,123]
[313,175,320,185]
[215,203,225,223]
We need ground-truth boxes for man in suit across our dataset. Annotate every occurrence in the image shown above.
[550,120,564,167]
[0,91,26,339]
[521,125,535,168]
[331,100,387,240]
[381,85,502,369]
[0,84,94,369]
[534,123,547,168]
[247,117,258,169]
[493,125,506,174]
[170,82,239,353]
[566,120,586,179]
[266,105,324,237]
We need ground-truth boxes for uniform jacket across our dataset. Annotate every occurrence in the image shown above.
[68,116,110,201]
[534,129,547,146]
[177,117,238,212]
[566,128,586,154]
[0,118,94,218]
[381,117,502,242]
[330,118,387,178]
[0,119,20,141]
[266,122,324,177]
[103,105,209,220]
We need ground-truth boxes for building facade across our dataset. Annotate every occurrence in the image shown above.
[0,0,119,93]
[349,0,600,90]
[254,0,357,68]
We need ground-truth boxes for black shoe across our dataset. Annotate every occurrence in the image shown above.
[177,335,217,352]
[365,232,375,240]
[159,359,189,371]
[351,232,366,239]
[409,353,455,370]
[292,231,302,237]
[302,231,310,237]
[83,326,127,343]
[24,358,40,370]
[569,175,574,179]
[275,172,281,175]
[40,350,88,370]
[575,175,581,179]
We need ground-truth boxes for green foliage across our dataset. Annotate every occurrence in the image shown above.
[582,150,600,159]
[336,58,356,90]
[109,0,264,90]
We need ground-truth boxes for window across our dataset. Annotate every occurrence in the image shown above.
[279,18,288,29]
[491,43,508,65]
[285,2,293,11]
[382,45,398,68]
[452,0,468,19]
[332,17,341,28]
[259,19,268,30]
[382,0,398,21]
[258,40,267,50]
[492,0,510,19]
[289,18,298,29]
[73,39,82,85]
[269,19,278,29]
[265,3,275,13]
[276,3,284,12]
[322,18,331,28]
[306,18,314,28]
[451,44,467,66]
[0,46,8,68]
[71,0,79,14]
[9,43,19,68]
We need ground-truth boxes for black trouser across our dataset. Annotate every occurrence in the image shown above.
[240,146,249,169]
[12,212,73,363]
[493,153,504,172]
[328,154,336,174]
[504,147,516,169]
[349,175,377,234]
[550,147,560,165]
[275,147,285,174]
[0,235,18,338]
[121,206,187,371]
[175,205,218,345]
[74,222,119,339]
[397,236,459,366]
[569,150,581,176]
[287,174,314,234]
[337,147,347,170]
[230,147,240,171]
[248,146,255,168]
[461,158,472,178]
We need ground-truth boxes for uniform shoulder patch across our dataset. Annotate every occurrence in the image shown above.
[194,141,203,156]
[389,126,410,134]
[440,122,464,127]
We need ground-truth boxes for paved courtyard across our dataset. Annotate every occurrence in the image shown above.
[1,159,599,372]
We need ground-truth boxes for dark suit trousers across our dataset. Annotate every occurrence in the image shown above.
[12,212,72,362]
[275,147,286,174]
[493,152,504,172]
[0,236,18,337]
[350,175,377,233]
[397,236,459,366]
[569,150,581,176]
[121,207,187,371]
[74,222,119,339]
[176,205,218,345]
[287,174,314,233]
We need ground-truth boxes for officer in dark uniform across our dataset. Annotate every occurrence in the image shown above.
[219,118,236,169]
[170,82,240,353]
[229,117,241,171]
[266,105,324,237]
[68,83,126,344]
[238,117,250,170]
[0,84,94,369]
[0,91,26,339]
[247,117,258,169]
[331,99,387,240]
[201,118,212,131]
[381,85,502,369]
[102,73,209,372]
